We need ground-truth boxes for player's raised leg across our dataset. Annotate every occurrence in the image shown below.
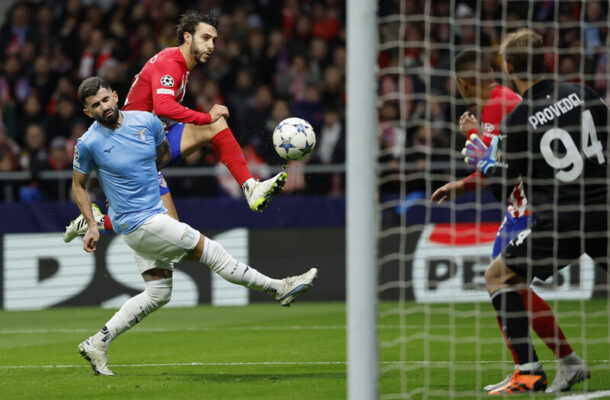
[171,119,287,211]
[63,203,105,242]
[186,230,317,306]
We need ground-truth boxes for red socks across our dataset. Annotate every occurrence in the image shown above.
[496,316,520,364]
[211,128,252,186]
[104,214,113,231]
[520,289,573,359]
[499,289,573,363]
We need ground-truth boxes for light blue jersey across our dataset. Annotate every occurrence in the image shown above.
[73,111,167,234]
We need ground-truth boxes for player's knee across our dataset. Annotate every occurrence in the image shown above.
[145,280,172,307]
[485,258,503,289]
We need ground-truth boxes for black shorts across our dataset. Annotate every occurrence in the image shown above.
[502,214,609,281]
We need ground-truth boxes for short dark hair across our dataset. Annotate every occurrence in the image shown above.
[500,28,545,78]
[176,10,218,45]
[78,76,112,107]
[454,49,492,79]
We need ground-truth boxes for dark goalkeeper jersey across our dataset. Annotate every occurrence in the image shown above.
[489,80,609,227]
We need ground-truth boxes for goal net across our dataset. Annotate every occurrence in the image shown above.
[375,1,610,398]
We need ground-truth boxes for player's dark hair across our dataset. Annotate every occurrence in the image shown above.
[500,29,545,78]
[177,10,219,45]
[78,76,112,107]
[454,49,493,79]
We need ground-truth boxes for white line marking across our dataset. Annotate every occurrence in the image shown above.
[557,391,610,400]
[2,360,609,370]
[0,326,347,334]
[1,323,605,335]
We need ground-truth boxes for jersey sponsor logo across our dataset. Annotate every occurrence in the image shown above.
[156,88,175,95]
[160,75,175,87]
[132,128,146,142]
[413,224,596,303]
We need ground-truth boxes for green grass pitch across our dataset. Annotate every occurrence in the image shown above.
[0,300,608,399]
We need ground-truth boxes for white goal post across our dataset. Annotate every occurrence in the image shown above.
[346,0,379,399]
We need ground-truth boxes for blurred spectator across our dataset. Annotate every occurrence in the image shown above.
[20,123,48,182]
[242,85,274,156]
[0,4,33,57]
[291,83,324,133]
[276,54,309,100]
[288,15,313,57]
[45,95,81,139]
[226,68,254,132]
[18,94,45,138]
[311,2,340,41]
[308,37,330,84]
[40,136,71,200]
[29,56,57,112]
[78,28,113,79]
[322,65,345,110]
[307,106,345,195]
[47,136,71,171]
[0,122,19,171]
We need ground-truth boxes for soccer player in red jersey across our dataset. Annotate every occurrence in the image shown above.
[64,10,287,241]
[430,49,588,393]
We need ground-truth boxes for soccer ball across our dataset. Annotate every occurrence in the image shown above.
[272,117,316,161]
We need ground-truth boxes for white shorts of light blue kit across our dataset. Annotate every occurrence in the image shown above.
[122,213,200,274]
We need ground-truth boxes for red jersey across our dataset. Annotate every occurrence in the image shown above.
[467,84,530,218]
[123,47,212,125]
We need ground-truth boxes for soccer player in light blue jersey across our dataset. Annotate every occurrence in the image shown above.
[72,77,317,376]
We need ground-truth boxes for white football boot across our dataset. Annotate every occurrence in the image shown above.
[78,337,114,376]
[274,267,318,306]
[484,373,513,391]
[545,354,590,393]
[63,204,105,243]
[243,172,287,212]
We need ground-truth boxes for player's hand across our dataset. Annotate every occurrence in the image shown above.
[83,227,100,253]
[430,180,465,205]
[209,104,229,122]
[462,134,498,175]
[458,112,480,138]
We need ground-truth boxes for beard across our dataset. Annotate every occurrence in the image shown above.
[99,105,120,127]
[190,42,208,64]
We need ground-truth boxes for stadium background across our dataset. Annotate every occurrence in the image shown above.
[0,0,608,306]
[0,0,609,399]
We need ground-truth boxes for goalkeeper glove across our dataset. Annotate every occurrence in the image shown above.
[462,134,499,175]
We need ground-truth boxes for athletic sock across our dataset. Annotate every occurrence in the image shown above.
[103,214,113,231]
[517,361,542,372]
[496,316,520,365]
[558,351,580,365]
[211,128,252,185]
[200,237,283,294]
[520,288,573,359]
[91,278,173,350]
[491,288,539,366]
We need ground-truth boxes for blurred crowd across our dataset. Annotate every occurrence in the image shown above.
[377,0,609,196]
[0,0,346,202]
[2,0,609,203]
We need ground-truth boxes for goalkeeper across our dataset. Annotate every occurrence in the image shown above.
[463,29,608,395]
[431,48,588,393]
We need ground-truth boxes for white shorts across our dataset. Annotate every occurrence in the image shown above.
[122,213,200,274]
